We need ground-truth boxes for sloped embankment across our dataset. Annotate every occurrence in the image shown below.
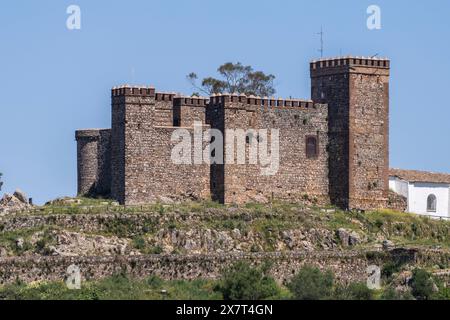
[0,200,449,285]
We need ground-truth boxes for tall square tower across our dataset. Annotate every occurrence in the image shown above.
[311,57,390,210]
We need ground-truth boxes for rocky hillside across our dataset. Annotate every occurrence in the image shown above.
[1,198,449,258]
[0,198,449,289]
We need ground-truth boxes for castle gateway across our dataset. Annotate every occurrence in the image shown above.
[76,56,391,210]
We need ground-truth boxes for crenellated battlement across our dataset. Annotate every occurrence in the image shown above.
[310,56,390,71]
[155,92,177,102]
[174,96,209,107]
[111,85,156,97]
[75,129,110,140]
[78,54,390,210]
[210,93,315,109]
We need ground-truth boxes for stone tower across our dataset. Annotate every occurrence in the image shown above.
[109,86,210,205]
[75,129,111,197]
[110,87,158,204]
[310,57,390,210]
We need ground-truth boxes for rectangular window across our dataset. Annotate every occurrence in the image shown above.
[306,136,319,159]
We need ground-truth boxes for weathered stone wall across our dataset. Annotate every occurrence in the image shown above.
[173,97,208,127]
[311,57,390,210]
[155,92,176,126]
[110,87,210,204]
[97,130,112,196]
[110,91,127,204]
[76,129,111,197]
[78,56,391,209]
[208,95,329,204]
[387,191,408,212]
[1,249,447,285]
[143,126,211,202]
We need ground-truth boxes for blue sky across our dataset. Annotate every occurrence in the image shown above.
[0,0,449,204]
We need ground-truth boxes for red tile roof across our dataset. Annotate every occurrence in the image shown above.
[390,168,450,184]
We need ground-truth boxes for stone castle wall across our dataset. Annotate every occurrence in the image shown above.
[311,57,390,210]
[110,88,210,204]
[77,56,391,209]
[76,129,111,197]
[1,249,447,286]
[208,95,329,204]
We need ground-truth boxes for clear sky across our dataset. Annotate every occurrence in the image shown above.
[0,0,449,204]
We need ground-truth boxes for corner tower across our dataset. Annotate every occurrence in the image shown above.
[310,57,390,210]
[75,129,111,197]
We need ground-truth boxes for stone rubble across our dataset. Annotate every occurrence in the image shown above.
[0,190,33,215]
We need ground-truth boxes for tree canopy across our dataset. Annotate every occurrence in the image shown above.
[187,62,276,97]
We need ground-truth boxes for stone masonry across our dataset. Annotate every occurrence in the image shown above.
[76,56,391,210]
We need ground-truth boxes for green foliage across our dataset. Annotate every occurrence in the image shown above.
[380,287,414,300]
[0,228,46,256]
[433,283,450,300]
[132,236,146,250]
[287,266,334,300]
[1,268,448,301]
[410,269,435,300]
[0,172,3,191]
[215,262,281,300]
[335,282,375,300]
[147,275,164,288]
[187,62,276,97]
[149,245,163,254]
[0,275,220,300]
[382,261,404,280]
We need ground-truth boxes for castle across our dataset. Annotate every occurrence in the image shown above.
[76,56,391,210]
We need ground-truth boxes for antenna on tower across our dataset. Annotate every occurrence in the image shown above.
[317,26,324,58]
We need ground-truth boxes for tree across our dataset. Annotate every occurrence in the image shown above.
[187,62,276,97]
[288,266,334,300]
[215,262,280,300]
[0,172,3,191]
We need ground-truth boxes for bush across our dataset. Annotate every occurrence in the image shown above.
[132,236,146,250]
[288,266,334,300]
[215,262,281,300]
[335,282,374,300]
[433,283,450,300]
[147,275,164,288]
[382,261,403,280]
[410,269,435,300]
[381,287,414,300]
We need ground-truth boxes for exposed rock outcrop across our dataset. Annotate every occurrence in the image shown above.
[0,191,33,215]
[41,231,140,257]
[336,228,362,247]
[13,190,29,204]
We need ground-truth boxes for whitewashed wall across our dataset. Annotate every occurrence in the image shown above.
[389,177,450,218]
[407,182,450,218]
[389,177,409,198]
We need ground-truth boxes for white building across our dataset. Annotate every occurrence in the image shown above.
[389,169,450,218]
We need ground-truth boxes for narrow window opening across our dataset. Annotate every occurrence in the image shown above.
[306,136,319,159]
[427,194,437,213]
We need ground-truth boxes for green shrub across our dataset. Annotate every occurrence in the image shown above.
[335,282,374,300]
[150,245,163,254]
[132,236,146,250]
[147,275,164,288]
[381,287,414,300]
[433,283,450,300]
[382,261,403,280]
[288,266,334,300]
[410,269,435,300]
[215,262,281,300]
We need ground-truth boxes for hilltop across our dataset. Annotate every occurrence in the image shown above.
[0,198,449,299]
